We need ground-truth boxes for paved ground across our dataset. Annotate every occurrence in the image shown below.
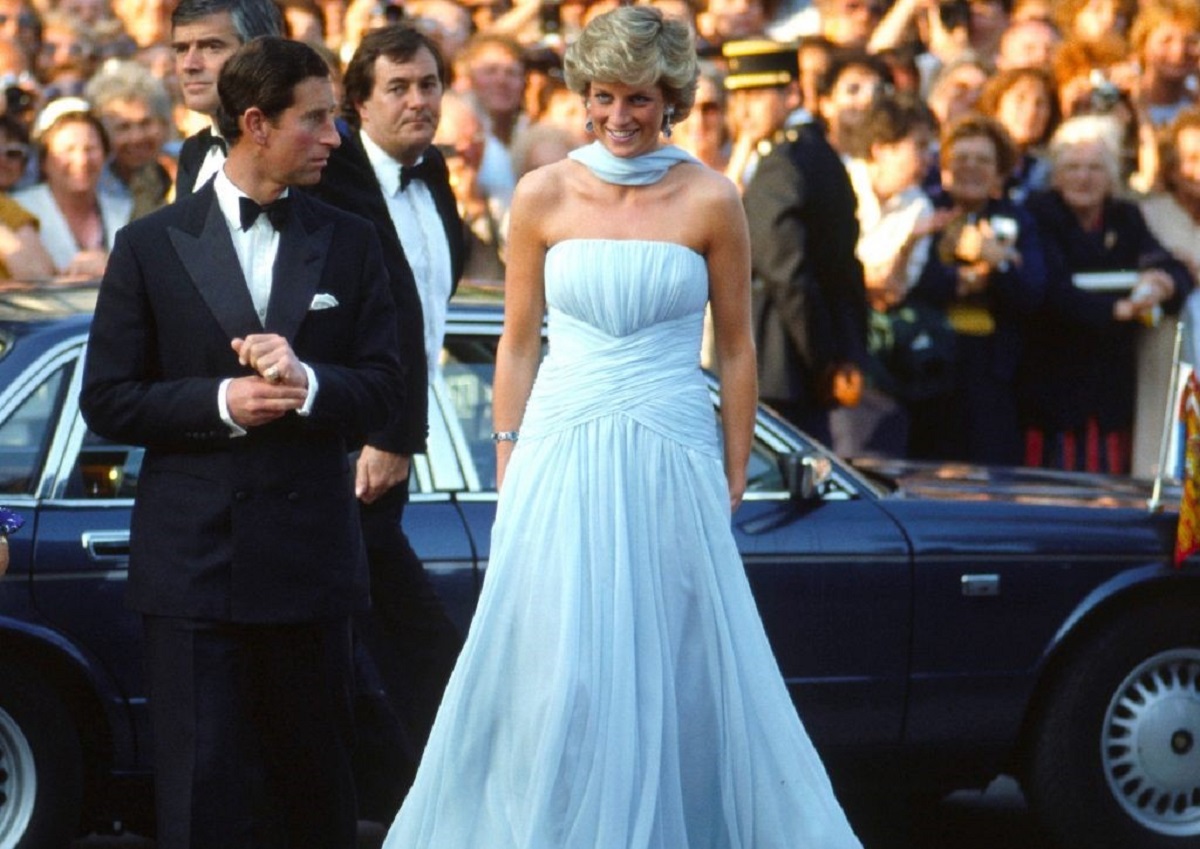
[73,777,1056,849]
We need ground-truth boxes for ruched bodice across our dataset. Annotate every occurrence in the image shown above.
[522,240,718,453]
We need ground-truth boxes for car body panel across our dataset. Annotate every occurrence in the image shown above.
[1,292,1199,843]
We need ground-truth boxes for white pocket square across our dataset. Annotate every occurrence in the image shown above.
[309,293,339,311]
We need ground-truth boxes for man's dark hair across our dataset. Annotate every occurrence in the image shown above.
[342,24,447,126]
[861,93,936,151]
[171,0,282,43]
[216,37,329,143]
[815,48,891,99]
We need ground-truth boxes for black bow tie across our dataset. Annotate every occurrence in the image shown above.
[207,132,228,155]
[239,195,290,231]
[399,158,436,192]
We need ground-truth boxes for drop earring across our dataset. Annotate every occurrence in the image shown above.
[586,118,594,134]
[662,107,675,139]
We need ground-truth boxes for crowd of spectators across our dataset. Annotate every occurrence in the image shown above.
[0,0,1197,474]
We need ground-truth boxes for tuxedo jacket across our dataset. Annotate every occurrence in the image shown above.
[312,127,466,455]
[744,122,867,409]
[80,183,404,623]
[174,126,216,199]
[177,124,462,455]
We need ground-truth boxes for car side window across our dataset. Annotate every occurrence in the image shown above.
[746,442,785,493]
[66,430,143,499]
[0,365,69,494]
[440,336,502,491]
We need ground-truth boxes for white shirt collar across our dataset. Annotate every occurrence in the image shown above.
[360,130,425,196]
[213,167,290,232]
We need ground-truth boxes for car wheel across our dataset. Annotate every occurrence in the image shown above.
[1028,603,1200,849]
[0,663,82,849]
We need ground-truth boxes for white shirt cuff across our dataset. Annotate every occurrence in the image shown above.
[298,363,318,416]
[218,378,247,437]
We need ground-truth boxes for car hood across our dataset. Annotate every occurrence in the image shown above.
[850,457,1180,512]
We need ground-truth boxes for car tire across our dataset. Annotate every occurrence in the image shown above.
[1027,602,1200,849]
[0,662,83,849]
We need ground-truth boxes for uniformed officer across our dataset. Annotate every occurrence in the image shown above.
[737,39,868,444]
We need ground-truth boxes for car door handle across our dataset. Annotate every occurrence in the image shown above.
[82,531,130,562]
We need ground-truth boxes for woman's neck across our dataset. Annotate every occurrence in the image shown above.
[1072,201,1104,232]
[51,184,99,217]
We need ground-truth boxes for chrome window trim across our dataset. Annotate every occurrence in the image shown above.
[0,334,88,500]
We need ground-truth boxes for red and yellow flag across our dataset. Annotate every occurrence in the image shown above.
[1176,373,1200,567]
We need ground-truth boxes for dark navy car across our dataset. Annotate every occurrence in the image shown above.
[0,288,1198,849]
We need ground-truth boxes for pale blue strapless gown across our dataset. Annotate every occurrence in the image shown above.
[384,239,862,849]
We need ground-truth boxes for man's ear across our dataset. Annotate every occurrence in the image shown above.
[242,107,269,144]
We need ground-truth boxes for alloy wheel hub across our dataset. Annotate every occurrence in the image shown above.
[1102,649,1200,836]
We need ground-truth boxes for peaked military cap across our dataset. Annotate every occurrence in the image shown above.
[722,40,799,91]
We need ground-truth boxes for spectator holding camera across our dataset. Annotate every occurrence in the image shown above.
[1022,115,1191,474]
[908,113,1046,464]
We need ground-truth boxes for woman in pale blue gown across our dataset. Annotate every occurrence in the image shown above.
[384,8,862,847]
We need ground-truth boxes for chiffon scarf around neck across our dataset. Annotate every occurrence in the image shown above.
[568,141,698,186]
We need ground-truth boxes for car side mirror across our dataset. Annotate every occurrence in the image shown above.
[782,452,831,501]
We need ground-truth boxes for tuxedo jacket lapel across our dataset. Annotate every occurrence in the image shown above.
[266,195,332,340]
[168,186,262,341]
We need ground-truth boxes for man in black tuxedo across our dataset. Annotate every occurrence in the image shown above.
[311,24,465,809]
[80,38,403,849]
[171,0,283,198]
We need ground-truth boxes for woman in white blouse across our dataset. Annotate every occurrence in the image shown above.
[14,99,132,280]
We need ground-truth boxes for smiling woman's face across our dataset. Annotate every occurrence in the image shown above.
[586,80,667,159]
[43,119,105,197]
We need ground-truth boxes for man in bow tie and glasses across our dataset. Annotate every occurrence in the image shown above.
[81,37,403,849]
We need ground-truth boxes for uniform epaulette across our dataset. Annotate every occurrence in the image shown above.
[757,127,799,157]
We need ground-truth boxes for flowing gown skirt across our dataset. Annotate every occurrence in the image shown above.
[385,241,861,848]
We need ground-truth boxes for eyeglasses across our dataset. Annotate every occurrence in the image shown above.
[697,102,722,115]
[0,143,28,162]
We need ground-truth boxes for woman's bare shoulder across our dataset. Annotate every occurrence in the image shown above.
[513,158,577,207]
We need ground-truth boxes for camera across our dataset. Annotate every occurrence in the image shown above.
[372,2,406,24]
[937,0,971,31]
[4,85,32,115]
[538,0,561,38]
[1088,69,1122,113]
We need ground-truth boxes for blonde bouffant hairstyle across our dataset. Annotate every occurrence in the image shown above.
[563,5,699,123]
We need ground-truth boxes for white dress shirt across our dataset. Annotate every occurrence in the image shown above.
[846,157,934,293]
[193,123,227,193]
[212,168,317,434]
[361,131,453,381]
[11,183,133,272]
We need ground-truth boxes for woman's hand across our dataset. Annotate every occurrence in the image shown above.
[726,465,747,514]
[60,249,108,281]
[1115,269,1175,322]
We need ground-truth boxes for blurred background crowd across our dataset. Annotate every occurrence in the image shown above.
[0,0,1197,474]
